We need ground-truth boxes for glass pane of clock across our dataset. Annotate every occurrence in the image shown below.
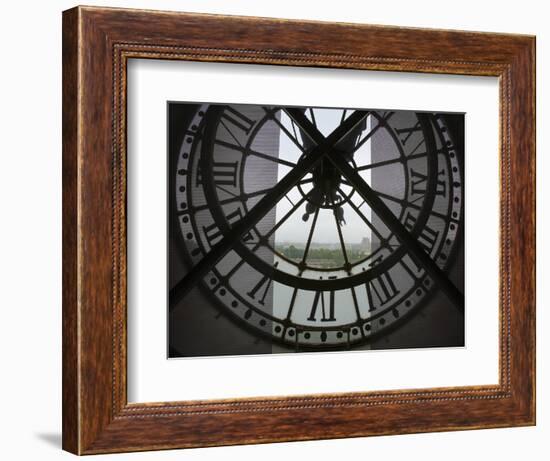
[168,102,464,358]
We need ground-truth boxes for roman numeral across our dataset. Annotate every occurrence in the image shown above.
[307,290,336,322]
[368,254,385,268]
[247,262,279,305]
[221,107,256,135]
[404,212,440,254]
[410,168,446,197]
[366,272,400,311]
[202,209,251,247]
[196,161,239,187]
[400,255,423,279]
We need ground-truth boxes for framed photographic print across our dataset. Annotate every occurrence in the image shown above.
[167,102,465,358]
[62,5,535,454]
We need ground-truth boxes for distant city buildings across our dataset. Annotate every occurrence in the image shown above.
[274,237,372,268]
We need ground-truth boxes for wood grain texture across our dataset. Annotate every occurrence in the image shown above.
[62,5,536,455]
[62,7,80,454]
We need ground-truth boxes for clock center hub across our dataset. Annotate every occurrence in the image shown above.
[298,150,358,223]
[312,159,341,198]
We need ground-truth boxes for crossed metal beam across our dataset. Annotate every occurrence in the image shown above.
[285,108,463,312]
[170,107,463,314]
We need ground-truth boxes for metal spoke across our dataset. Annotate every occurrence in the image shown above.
[331,153,464,311]
[356,150,430,172]
[337,188,389,248]
[340,109,347,124]
[263,107,305,152]
[219,118,244,148]
[331,198,351,272]
[349,111,394,155]
[308,108,317,127]
[301,206,320,265]
[262,193,308,242]
[246,192,310,255]
[247,149,296,168]
[374,190,453,223]
[170,109,369,307]
[180,181,309,215]
[214,139,297,168]
[285,109,463,312]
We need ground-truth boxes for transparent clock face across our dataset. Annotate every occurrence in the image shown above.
[168,102,464,357]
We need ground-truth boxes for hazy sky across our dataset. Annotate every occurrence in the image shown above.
[273,109,373,245]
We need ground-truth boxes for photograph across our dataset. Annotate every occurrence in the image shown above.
[46,3,536,456]
[168,103,465,357]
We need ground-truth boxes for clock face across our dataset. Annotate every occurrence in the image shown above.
[169,103,464,355]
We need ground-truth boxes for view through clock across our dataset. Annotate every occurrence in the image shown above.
[168,102,464,357]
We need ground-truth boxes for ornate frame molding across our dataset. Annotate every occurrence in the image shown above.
[63,6,535,454]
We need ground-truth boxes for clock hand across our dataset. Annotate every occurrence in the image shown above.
[302,186,322,222]
[335,203,346,226]
[285,108,464,313]
[170,109,369,308]
[328,190,346,226]
[330,195,351,273]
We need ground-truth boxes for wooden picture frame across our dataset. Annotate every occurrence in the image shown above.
[62,5,535,455]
